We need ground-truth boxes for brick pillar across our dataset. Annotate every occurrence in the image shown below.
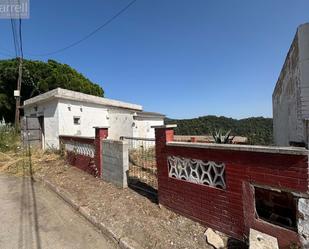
[190,137,197,143]
[94,126,109,177]
[152,125,176,202]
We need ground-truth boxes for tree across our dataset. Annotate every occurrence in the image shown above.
[0,58,104,122]
[165,116,273,145]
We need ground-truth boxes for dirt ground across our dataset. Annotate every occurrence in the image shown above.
[1,150,247,249]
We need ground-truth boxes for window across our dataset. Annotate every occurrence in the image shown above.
[255,187,297,230]
[73,117,81,125]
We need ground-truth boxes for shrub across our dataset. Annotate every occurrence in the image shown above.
[0,124,20,152]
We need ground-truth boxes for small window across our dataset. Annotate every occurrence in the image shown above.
[73,117,81,125]
[255,187,297,230]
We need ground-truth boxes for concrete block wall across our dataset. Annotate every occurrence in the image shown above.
[101,140,129,188]
[154,125,309,248]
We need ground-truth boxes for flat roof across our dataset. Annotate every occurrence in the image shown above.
[135,111,165,118]
[23,88,143,111]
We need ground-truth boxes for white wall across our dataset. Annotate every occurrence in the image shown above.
[108,109,134,139]
[24,99,59,149]
[58,99,109,138]
[133,118,164,138]
[24,97,164,149]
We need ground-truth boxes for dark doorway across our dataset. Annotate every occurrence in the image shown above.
[255,187,297,230]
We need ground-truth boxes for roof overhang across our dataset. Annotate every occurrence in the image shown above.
[23,88,143,111]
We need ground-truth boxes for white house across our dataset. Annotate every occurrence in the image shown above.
[273,23,309,147]
[23,88,164,149]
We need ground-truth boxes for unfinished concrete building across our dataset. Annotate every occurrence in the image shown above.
[273,23,309,147]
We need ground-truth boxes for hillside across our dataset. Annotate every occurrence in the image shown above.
[0,59,104,122]
[165,116,273,145]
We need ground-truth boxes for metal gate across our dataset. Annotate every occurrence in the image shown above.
[120,136,157,195]
[21,116,43,148]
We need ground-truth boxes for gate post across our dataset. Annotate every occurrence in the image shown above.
[152,125,177,201]
[94,126,109,177]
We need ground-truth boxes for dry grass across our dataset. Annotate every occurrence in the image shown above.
[0,148,62,176]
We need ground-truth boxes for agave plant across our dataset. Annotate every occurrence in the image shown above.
[212,129,234,144]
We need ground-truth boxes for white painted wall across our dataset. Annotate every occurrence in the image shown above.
[133,119,164,138]
[108,109,134,139]
[58,99,109,138]
[24,96,164,149]
[24,99,59,149]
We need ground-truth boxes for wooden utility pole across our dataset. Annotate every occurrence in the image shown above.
[15,57,23,128]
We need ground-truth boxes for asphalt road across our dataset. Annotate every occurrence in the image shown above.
[0,174,118,249]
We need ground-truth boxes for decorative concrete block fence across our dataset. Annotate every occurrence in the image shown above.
[153,125,309,248]
[59,127,108,177]
[59,127,129,188]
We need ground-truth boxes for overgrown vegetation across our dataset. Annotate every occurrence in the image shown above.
[166,116,273,145]
[0,123,20,152]
[0,58,104,122]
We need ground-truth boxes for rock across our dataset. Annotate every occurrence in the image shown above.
[298,198,309,248]
[205,228,225,249]
[249,229,279,249]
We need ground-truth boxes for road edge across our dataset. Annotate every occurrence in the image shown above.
[34,176,142,249]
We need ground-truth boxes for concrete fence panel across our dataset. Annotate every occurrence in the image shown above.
[102,139,129,188]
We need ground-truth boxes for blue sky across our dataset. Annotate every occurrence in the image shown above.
[1,0,309,119]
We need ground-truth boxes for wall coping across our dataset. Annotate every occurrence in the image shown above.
[102,139,127,145]
[151,124,177,129]
[59,135,94,139]
[167,141,309,155]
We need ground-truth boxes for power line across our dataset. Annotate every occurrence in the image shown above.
[18,0,24,58]
[27,0,137,57]
[10,18,19,57]
[9,0,24,127]
[18,20,24,59]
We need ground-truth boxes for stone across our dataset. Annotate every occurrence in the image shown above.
[297,198,309,248]
[249,228,279,249]
[205,228,225,249]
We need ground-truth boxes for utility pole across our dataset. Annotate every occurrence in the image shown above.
[14,57,23,128]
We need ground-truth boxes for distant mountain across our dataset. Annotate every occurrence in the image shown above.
[165,115,273,145]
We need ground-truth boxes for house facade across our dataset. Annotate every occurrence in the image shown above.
[23,88,164,149]
[273,23,309,146]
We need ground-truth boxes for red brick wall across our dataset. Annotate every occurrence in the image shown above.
[155,128,309,248]
[66,152,97,176]
[59,128,108,177]
[59,135,97,176]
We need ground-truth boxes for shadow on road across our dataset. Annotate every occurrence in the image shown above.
[17,144,42,249]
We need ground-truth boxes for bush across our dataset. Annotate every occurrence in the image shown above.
[0,124,20,152]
